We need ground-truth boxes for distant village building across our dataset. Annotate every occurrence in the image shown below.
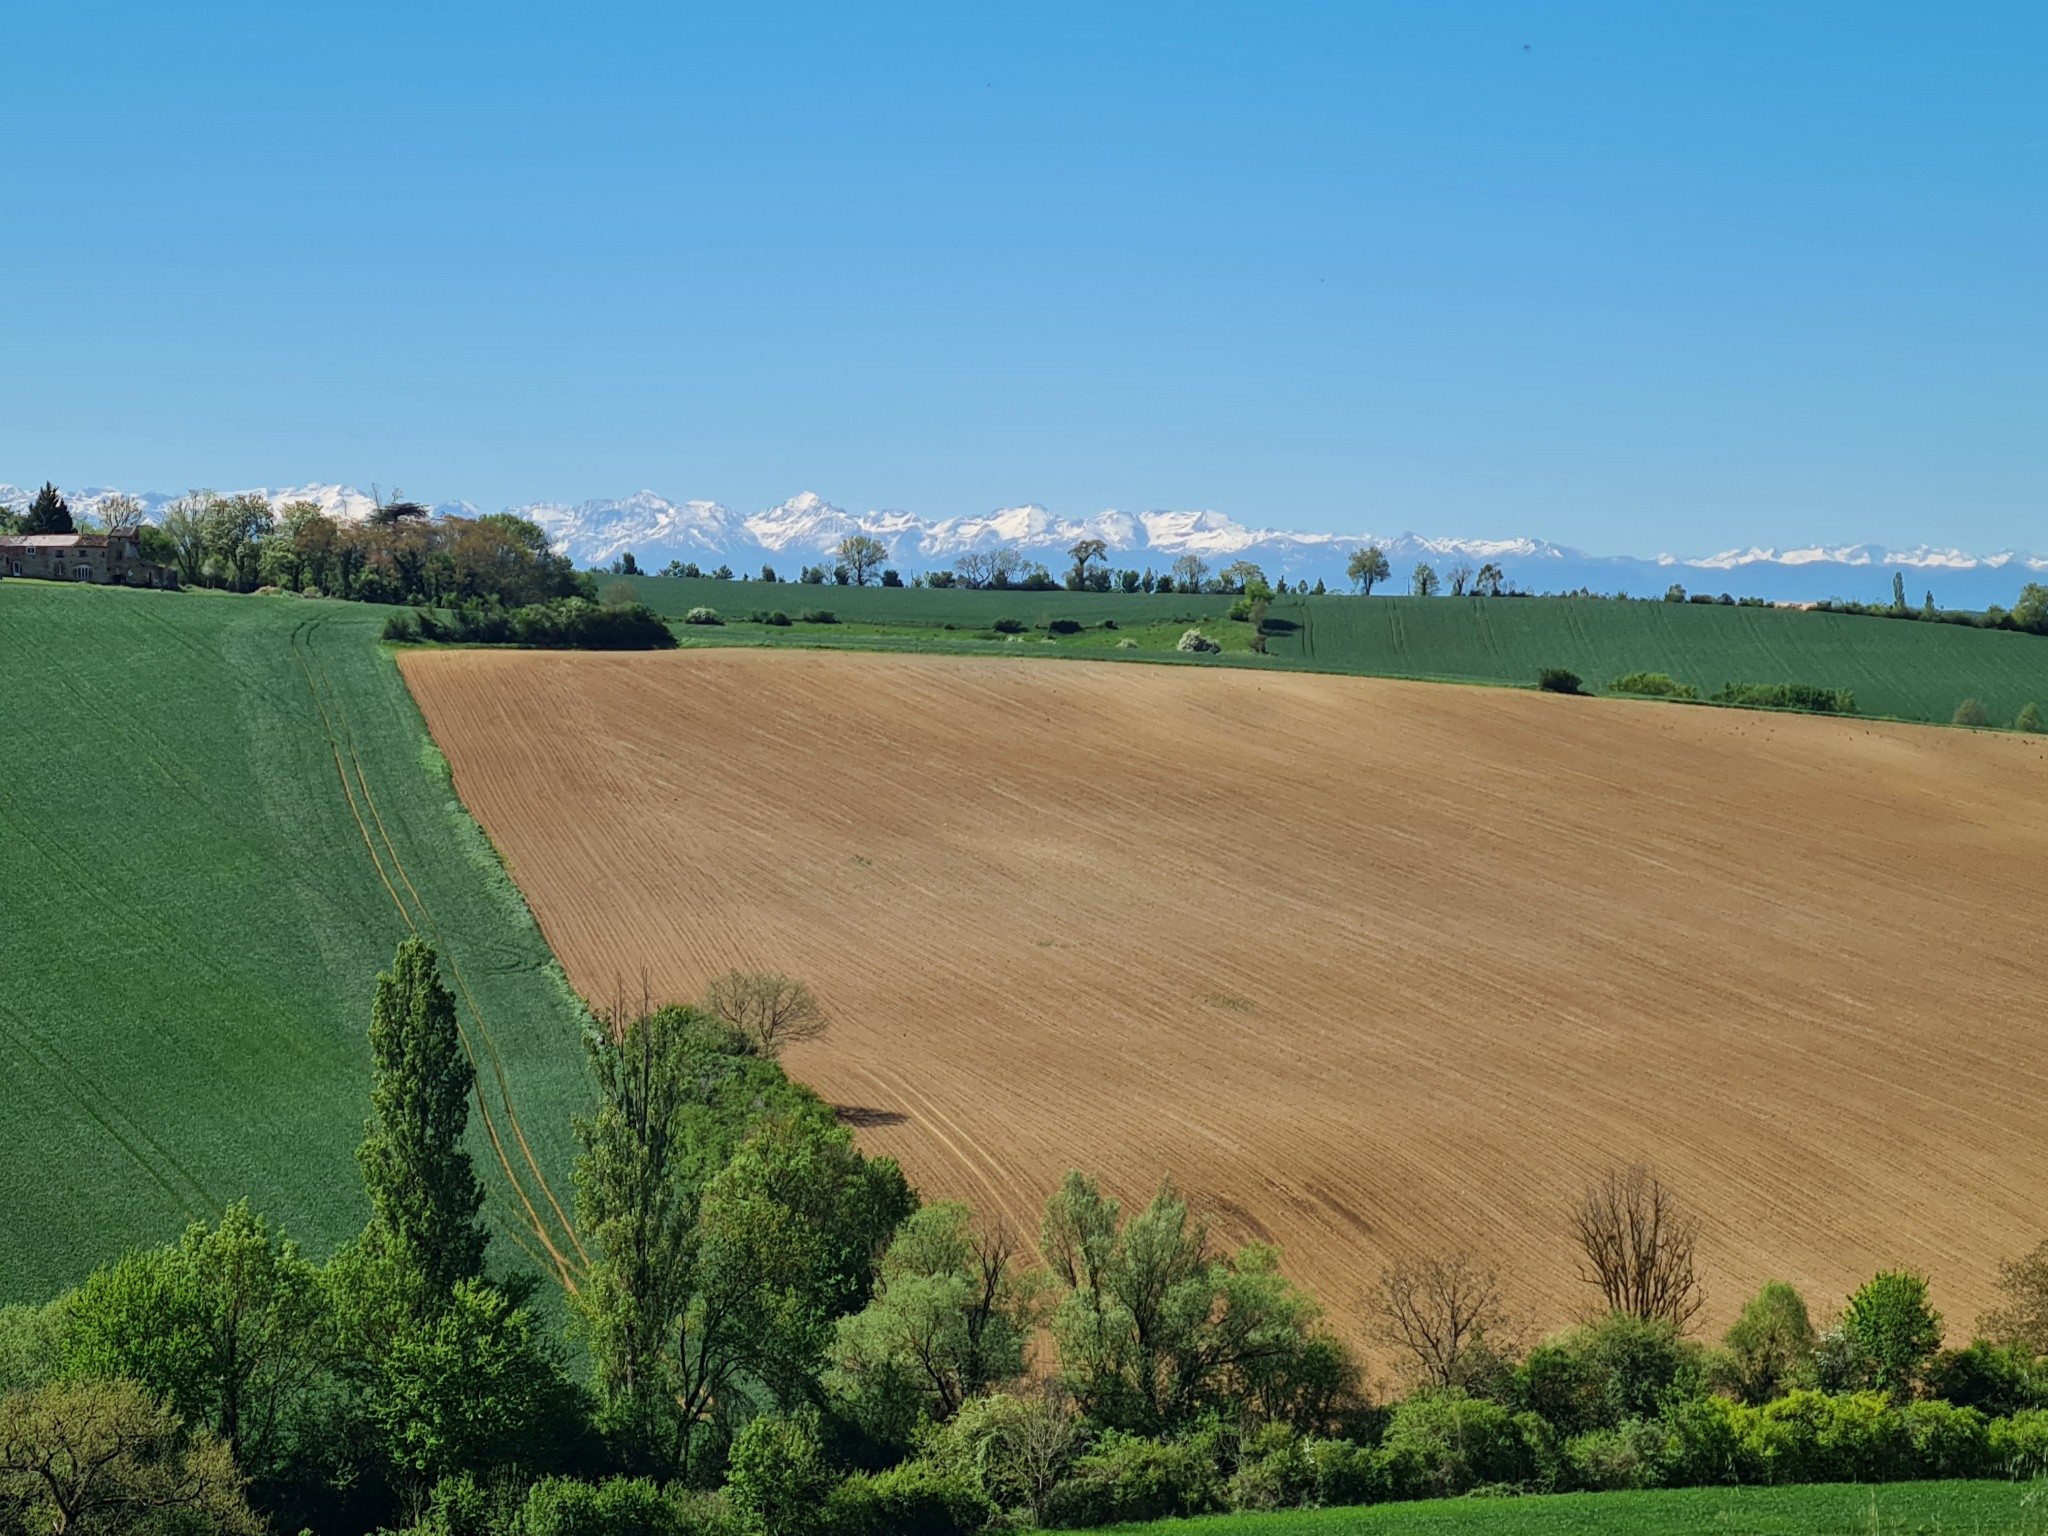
[0,530,179,588]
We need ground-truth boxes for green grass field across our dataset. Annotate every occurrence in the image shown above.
[610,571,1236,629]
[1268,595,2048,727]
[1063,1481,2048,1536]
[0,583,590,1303]
[602,575,2048,727]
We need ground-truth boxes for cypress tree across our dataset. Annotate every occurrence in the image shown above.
[24,482,73,535]
[358,936,487,1294]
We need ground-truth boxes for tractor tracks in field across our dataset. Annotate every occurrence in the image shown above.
[288,614,587,1293]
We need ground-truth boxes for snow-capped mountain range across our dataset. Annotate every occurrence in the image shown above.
[5,481,2042,607]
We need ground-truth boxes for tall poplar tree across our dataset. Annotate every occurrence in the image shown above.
[358,937,487,1295]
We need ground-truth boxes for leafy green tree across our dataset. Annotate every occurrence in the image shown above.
[60,1200,327,1473]
[835,535,889,586]
[200,492,276,590]
[1219,560,1267,595]
[2013,582,2048,632]
[726,1410,834,1536]
[1411,562,1440,597]
[697,1110,916,1414]
[363,1278,565,1488]
[22,482,72,535]
[359,937,487,1298]
[574,1006,911,1478]
[2016,703,2044,734]
[1892,570,1908,613]
[1953,698,1990,727]
[0,1377,260,1534]
[0,1303,67,1396]
[1842,1270,1943,1402]
[1038,1173,1349,1434]
[1711,1281,1816,1404]
[832,1202,1044,1426]
[158,494,212,585]
[1346,545,1389,594]
[1065,538,1108,591]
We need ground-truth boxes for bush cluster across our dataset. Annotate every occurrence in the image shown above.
[1608,672,1699,700]
[1710,681,1856,714]
[382,598,676,650]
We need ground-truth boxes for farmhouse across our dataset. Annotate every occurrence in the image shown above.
[0,530,179,588]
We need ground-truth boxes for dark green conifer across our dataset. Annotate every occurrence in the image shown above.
[24,482,73,535]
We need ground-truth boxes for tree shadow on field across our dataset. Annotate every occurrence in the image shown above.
[835,1104,908,1128]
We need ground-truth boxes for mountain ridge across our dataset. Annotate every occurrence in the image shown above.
[4,481,2041,606]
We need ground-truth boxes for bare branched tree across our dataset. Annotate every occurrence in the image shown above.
[1370,1251,1512,1388]
[701,969,827,1057]
[1570,1162,1704,1330]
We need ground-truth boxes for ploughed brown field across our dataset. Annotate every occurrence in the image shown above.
[401,647,2048,1348]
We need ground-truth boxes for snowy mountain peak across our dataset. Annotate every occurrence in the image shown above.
[7,476,2044,605]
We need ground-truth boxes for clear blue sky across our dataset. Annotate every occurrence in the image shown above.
[4,2,2041,556]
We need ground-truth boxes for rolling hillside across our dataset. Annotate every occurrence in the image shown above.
[606,575,2048,727]
[403,646,2048,1348]
[0,584,589,1301]
[1268,594,2048,726]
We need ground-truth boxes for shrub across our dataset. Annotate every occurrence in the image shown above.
[1563,1418,1664,1491]
[1659,1392,1758,1488]
[1609,672,1698,701]
[1928,1340,2048,1416]
[1040,1429,1223,1527]
[1517,1314,1700,1435]
[383,611,421,642]
[727,1413,835,1536]
[1047,619,1084,636]
[684,606,723,626]
[1899,1399,1992,1479]
[1953,698,1990,727]
[514,1476,701,1535]
[1101,618,1118,630]
[765,610,792,626]
[1989,1407,2048,1479]
[991,617,1027,634]
[1379,1390,1533,1498]
[1303,1437,1390,1506]
[1742,1390,1910,1484]
[1225,1424,1318,1513]
[1176,628,1221,654]
[1711,682,1856,714]
[798,609,838,624]
[2018,702,2043,733]
[1537,668,1583,695]
[822,1462,991,1536]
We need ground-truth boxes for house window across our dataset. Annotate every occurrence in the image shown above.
[75,566,92,581]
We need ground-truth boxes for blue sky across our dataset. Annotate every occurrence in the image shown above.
[3,2,2041,556]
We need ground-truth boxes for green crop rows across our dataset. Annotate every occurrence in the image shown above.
[612,571,1237,628]
[1266,595,2048,726]
[0,584,589,1303]
[1064,1480,2048,1535]
[606,576,2048,727]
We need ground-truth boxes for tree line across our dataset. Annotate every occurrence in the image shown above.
[8,947,2048,1534]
